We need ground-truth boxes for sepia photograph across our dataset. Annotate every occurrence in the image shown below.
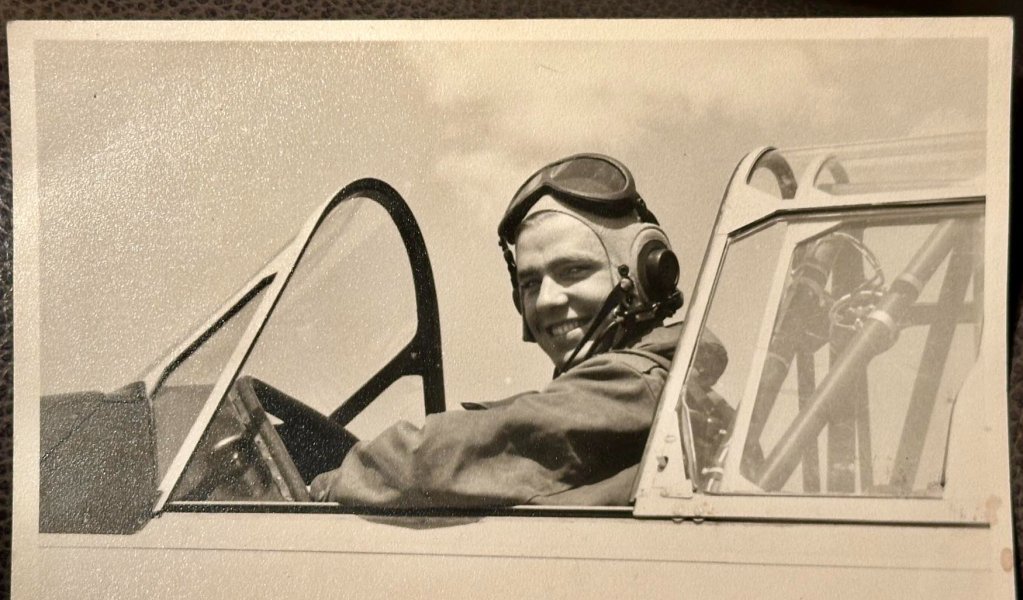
[8,19,1015,598]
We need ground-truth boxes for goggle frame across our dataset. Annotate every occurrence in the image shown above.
[497,153,658,245]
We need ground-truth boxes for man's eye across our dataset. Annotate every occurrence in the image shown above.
[564,265,593,278]
[519,278,539,293]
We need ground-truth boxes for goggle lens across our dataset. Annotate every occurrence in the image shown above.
[500,154,639,243]
[546,156,630,197]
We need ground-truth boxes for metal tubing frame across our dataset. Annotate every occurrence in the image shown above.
[756,219,964,491]
[889,228,975,492]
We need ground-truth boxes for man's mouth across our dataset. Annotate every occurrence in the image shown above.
[547,318,589,338]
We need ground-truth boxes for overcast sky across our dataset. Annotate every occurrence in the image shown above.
[34,33,987,420]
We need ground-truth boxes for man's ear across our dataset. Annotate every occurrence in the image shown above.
[513,288,537,342]
[521,314,536,343]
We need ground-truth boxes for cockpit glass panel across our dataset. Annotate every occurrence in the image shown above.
[169,195,420,503]
[239,196,418,415]
[150,279,272,483]
[682,206,984,498]
[680,222,787,488]
[810,135,985,196]
[345,375,424,440]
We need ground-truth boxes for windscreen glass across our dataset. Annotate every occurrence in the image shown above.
[239,196,418,421]
[682,207,983,498]
[168,196,421,503]
[150,279,272,482]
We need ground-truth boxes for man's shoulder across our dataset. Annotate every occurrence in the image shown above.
[630,321,684,358]
[597,349,671,379]
[580,320,728,383]
[575,322,683,377]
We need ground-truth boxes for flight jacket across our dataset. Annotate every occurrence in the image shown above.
[312,321,728,508]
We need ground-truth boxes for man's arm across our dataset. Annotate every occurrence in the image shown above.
[310,352,667,509]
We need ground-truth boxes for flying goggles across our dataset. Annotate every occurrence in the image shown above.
[497,153,659,245]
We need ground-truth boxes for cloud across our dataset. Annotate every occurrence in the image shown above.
[416,42,841,151]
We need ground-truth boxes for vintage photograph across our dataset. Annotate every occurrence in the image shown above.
[9,20,1015,598]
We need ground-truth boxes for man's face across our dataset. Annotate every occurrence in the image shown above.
[515,212,615,370]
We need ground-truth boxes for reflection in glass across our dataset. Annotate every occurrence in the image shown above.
[685,209,984,497]
[681,223,786,489]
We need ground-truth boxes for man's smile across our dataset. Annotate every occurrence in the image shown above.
[546,317,589,338]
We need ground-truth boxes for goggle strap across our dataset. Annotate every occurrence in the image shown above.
[499,238,520,307]
[499,194,658,245]
[634,196,660,226]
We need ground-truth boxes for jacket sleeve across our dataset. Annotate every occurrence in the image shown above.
[310,352,667,508]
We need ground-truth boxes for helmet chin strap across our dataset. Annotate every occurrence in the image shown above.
[555,265,685,377]
[556,281,631,376]
[555,266,635,377]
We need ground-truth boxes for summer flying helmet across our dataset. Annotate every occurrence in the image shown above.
[498,153,682,342]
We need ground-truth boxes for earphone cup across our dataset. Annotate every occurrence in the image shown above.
[638,240,680,302]
[629,226,680,305]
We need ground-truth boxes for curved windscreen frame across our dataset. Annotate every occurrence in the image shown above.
[153,179,444,513]
[324,180,445,425]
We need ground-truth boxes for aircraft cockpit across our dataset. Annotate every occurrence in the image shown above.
[636,132,990,521]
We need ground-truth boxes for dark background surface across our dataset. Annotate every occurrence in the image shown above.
[0,0,1019,596]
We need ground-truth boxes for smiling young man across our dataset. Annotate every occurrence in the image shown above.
[311,154,728,507]
[514,210,616,370]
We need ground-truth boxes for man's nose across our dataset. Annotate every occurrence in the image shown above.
[536,276,569,311]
